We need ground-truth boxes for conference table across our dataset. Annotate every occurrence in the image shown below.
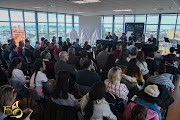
[96,39,156,54]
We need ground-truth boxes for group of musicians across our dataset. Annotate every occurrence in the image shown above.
[105,32,157,45]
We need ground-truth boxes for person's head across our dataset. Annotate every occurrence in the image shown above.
[19,41,24,47]
[10,39,15,45]
[41,37,45,42]
[108,32,110,35]
[68,47,75,55]
[108,67,122,84]
[9,57,22,77]
[54,44,59,49]
[113,33,116,36]
[116,44,122,50]
[41,50,51,60]
[126,58,140,77]
[76,38,79,43]
[102,45,108,51]
[83,58,93,70]
[137,51,145,63]
[53,71,70,99]
[154,46,159,52]
[96,44,103,50]
[122,42,128,50]
[118,49,129,61]
[130,47,138,56]
[122,33,126,36]
[66,38,70,42]
[34,59,46,72]
[59,51,69,61]
[35,41,40,50]
[158,63,165,74]
[7,39,11,44]
[130,105,147,120]
[59,37,62,41]
[25,38,29,43]
[43,39,48,46]
[0,85,17,110]
[81,50,88,58]
[2,44,8,50]
[11,45,18,52]
[170,47,175,53]
[46,41,51,47]
[25,40,30,48]
[147,52,154,58]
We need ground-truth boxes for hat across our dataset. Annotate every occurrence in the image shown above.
[144,85,160,98]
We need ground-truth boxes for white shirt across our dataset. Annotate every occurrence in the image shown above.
[30,71,48,87]
[137,61,149,75]
[11,69,27,84]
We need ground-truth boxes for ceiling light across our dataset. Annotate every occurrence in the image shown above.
[113,9,132,12]
[46,5,56,7]
[33,7,42,9]
[72,1,88,4]
[72,0,101,4]
[76,12,84,13]
[179,7,180,9]
[84,0,101,3]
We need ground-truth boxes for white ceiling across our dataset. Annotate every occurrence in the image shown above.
[0,0,180,16]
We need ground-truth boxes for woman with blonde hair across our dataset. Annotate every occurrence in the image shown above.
[104,67,129,104]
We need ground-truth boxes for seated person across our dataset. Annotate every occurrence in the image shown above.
[115,49,129,68]
[154,46,163,59]
[123,103,159,120]
[75,38,81,51]
[80,81,117,120]
[30,59,52,97]
[104,67,129,104]
[9,45,19,62]
[112,33,118,41]
[137,51,150,80]
[112,44,122,58]
[53,44,61,61]
[148,34,157,45]
[123,58,144,81]
[146,52,157,75]
[23,41,34,61]
[76,58,100,87]
[67,47,79,69]
[83,41,91,51]
[105,32,112,39]
[120,33,127,41]
[95,44,103,57]
[41,50,55,79]
[128,47,138,61]
[165,47,180,64]
[62,41,69,51]
[51,71,79,107]
[147,63,174,90]
[128,33,136,42]
[134,85,162,120]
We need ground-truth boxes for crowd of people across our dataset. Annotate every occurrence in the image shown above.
[0,35,178,120]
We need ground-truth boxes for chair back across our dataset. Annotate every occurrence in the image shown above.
[75,83,91,96]
[49,100,78,120]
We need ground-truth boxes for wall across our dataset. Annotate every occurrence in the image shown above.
[79,16,101,44]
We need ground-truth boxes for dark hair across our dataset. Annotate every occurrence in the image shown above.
[137,51,145,63]
[81,50,88,58]
[59,37,62,40]
[9,57,21,78]
[83,58,92,68]
[118,49,129,62]
[2,44,7,50]
[41,37,45,41]
[53,71,70,99]
[33,59,44,88]
[158,63,165,74]
[170,47,175,53]
[147,52,154,58]
[154,46,159,51]
[130,105,147,120]
[18,41,24,47]
[122,42,128,50]
[10,45,17,51]
[36,41,40,44]
[41,50,50,59]
[126,58,141,77]
[84,81,106,119]
[130,47,138,56]
[102,45,108,50]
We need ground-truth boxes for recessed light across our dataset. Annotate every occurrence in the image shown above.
[113,9,132,12]
[46,4,56,7]
[72,0,101,4]
[33,7,42,9]
[76,12,84,13]
[84,0,101,3]
[72,1,88,4]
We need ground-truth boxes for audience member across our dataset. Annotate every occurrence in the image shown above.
[104,67,129,104]
[62,41,69,51]
[40,37,45,46]
[165,47,180,64]
[58,37,63,46]
[96,45,110,69]
[17,41,24,56]
[9,45,19,62]
[51,36,56,48]
[54,51,76,75]
[112,44,122,58]
[51,71,79,107]
[23,41,34,61]
[129,47,138,60]
[136,51,150,80]
[41,50,55,79]
[123,58,144,81]
[81,81,117,120]
[33,41,41,59]
[67,47,79,69]
[75,38,81,51]
[115,49,129,68]
[154,46,163,59]
[76,58,100,87]
[95,44,103,57]
[66,38,72,47]
[146,52,157,75]
[83,41,91,51]
[53,44,61,61]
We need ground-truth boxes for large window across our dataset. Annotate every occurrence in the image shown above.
[74,15,79,37]
[135,15,146,23]
[0,9,11,43]
[114,16,124,37]
[66,15,73,38]
[58,14,65,40]
[24,11,36,46]
[147,15,159,24]
[102,16,113,38]
[48,13,57,40]
[124,15,134,23]
[10,10,25,44]
[38,12,48,40]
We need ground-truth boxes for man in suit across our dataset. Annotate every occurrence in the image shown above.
[120,33,127,41]
[148,34,157,45]
[106,32,112,39]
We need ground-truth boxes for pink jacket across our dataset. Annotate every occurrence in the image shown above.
[123,102,159,120]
